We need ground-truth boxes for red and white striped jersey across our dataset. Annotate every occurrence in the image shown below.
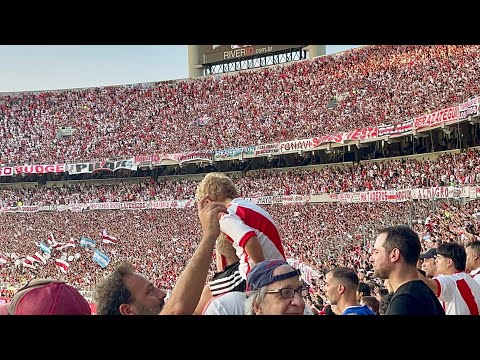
[220,198,285,280]
[434,272,480,315]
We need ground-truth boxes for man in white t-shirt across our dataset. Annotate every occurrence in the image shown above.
[194,233,244,315]
[419,242,480,315]
[203,291,246,315]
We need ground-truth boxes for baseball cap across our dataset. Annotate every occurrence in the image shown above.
[0,279,91,315]
[246,260,300,291]
[419,248,437,260]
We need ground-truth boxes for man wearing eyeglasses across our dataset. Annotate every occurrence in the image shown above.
[243,259,310,315]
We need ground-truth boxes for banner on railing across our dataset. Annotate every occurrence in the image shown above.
[0,205,39,213]
[339,186,474,203]
[255,143,279,156]
[279,139,316,154]
[88,202,148,210]
[67,159,137,175]
[0,164,66,177]
[214,146,255,159]
[378,119,414,138]
[150,199,194,209]
[414,106,459,131]
[458,96,479,120]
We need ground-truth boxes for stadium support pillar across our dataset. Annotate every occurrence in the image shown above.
[188,45,204,78]
[305,45,326,59]
[354,144,361,164]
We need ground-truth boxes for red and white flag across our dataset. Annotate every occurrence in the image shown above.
[22,258,36,269]
[55,238,75,251]
[55,259,69,274]
[101,230,118,244]
[33,252,47,265]
[47,233,56,245]
[26,255,41,266]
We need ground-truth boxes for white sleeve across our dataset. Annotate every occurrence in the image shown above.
[220,211,256,247]
[203,301,225,315]
[434,275,454,302]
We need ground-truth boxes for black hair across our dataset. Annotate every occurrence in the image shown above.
[467,240,480,255]
[377,225,421,265]
[358,282,371,296]
[437,242,466,271]
[328,267,359,292]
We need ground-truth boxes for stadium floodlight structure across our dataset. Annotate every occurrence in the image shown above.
[188,45,325,78]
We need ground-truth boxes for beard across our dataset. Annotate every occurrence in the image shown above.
[134,302,163,315]
[373,260,391,280]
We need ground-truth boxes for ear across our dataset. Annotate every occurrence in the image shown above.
[253,301,263,315]
[338,284,345,295]
[119,303,135,315]
[389,248,401,262]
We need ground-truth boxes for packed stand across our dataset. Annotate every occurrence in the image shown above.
[1,46,479,165]
[1,198,479,297]
[2,149,480,207]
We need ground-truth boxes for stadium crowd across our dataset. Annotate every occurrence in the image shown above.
[2,149,480,207]
[1,198,479,300]
[1,45,479,165]
[2,45,480,314]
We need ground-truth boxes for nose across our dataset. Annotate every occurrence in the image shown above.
[156,288,167,300]
[291,291,305,307]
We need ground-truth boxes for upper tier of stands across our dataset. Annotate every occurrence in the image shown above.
[1,45,479,165]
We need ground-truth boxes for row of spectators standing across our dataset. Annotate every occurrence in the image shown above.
[1,197,478,295]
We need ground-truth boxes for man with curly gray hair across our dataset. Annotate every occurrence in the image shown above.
[94,194,227,315]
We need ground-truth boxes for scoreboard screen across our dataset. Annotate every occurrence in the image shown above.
[199,45,305,64]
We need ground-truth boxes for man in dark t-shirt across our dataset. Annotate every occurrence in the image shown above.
[386,280,444,315]
[370,225,444,315]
